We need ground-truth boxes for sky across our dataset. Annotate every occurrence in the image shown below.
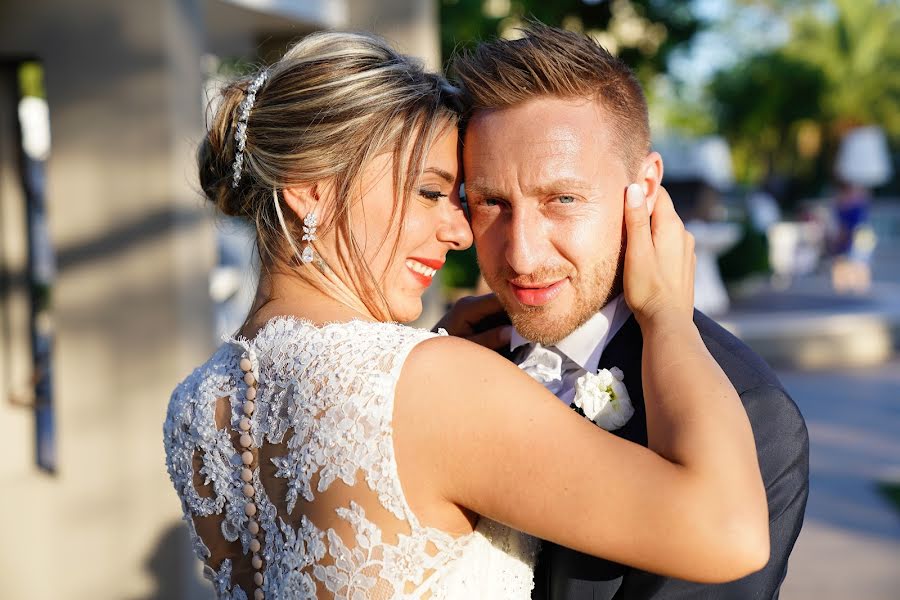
[668,0,792,90]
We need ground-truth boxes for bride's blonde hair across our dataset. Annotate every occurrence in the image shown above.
[198,31,462,320]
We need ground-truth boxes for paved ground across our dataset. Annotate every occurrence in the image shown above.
[777,358,900,600]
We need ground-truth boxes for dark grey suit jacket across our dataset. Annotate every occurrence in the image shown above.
[531,311,810,600]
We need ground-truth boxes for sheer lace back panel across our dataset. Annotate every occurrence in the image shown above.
[164,318,474,599]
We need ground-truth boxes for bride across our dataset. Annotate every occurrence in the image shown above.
[164,31,767,599]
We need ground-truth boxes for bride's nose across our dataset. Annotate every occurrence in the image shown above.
[437,201,473,250]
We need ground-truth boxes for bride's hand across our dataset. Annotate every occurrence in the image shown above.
[622,184,695,327]
[432,293,512,350]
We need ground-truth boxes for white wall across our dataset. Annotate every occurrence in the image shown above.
[0,1,440,598]
[0,1,214,597]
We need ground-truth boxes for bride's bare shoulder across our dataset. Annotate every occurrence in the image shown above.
[407,334,512,374]
[399,333,548,405]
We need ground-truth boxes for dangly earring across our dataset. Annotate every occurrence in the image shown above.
[301,211,317,264]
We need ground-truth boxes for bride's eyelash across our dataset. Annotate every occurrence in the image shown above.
[418,189,447,201]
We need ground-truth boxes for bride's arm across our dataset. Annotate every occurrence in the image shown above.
[393,186,768,583]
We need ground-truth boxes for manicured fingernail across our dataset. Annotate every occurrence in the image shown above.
[626,183,644,208]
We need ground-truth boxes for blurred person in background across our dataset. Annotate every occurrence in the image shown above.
[830,178,877,293]
[829,125,892,293]
[164,29,770,599]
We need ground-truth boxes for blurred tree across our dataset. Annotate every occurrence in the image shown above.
[710,50,827,184]
[708,0,900,195]
[786,0,900,136]
[440,0,702,84]
[647,76,717,137]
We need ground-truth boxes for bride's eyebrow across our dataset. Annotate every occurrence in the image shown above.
[422,167,454,183]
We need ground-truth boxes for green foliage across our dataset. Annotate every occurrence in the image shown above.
[647,78,718,137]
[786,0,900,135]
[877,481,900,516]
[18,62,46,99]
[712,53,826,138]
[710,50,827,183]
[717,220,770,283]
[442,245,481,290]
[708,0,900,193]
[440,0,702,85]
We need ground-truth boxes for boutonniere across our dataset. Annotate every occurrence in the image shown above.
[570,367,634,431]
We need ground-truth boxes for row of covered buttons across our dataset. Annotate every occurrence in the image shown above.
[239,356,265,600]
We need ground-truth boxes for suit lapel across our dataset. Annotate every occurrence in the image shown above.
[597,316,648,447]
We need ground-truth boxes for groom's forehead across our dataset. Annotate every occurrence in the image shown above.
[464,118,616,188]
[464,101,613,152]
[466,135,588,167]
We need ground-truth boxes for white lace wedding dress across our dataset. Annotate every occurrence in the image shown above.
[164,317,539,599]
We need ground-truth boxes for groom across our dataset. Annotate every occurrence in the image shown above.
[439,23,809,600]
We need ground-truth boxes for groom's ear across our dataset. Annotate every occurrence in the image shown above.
[637,152,663,215]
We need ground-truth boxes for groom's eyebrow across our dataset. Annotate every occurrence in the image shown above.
[462,180,504,198]
[464,178,596,200]
[527,178,596,196]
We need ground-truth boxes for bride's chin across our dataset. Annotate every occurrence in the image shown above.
[391,298,423,324]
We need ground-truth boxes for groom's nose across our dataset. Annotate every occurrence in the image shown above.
[505,207,552,276]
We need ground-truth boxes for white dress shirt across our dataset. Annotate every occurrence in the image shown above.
[510,295,632,405]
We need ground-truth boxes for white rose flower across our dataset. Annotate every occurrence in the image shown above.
[610,380,628,407]
[594,368,614,389]
[610,366,625,381]
[572,368,634,431]
[574,385,611,421]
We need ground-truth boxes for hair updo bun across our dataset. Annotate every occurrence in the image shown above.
[197,79,257,218]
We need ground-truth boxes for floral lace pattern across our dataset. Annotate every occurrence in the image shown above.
[164,317,537,598]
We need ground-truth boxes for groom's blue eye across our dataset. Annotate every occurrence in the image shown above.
[556,195,576,204]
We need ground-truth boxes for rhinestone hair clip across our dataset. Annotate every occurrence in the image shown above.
[231,70,269,188]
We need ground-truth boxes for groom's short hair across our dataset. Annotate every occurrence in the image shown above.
[452,21,650,176]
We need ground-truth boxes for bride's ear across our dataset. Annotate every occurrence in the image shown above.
[282,183,320,220]
[637,152,664,215]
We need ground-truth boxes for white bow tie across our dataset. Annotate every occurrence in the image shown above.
[516,344,585,397]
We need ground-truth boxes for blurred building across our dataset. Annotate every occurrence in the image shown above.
[0,1,439,598]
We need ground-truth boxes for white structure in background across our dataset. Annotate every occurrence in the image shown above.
[767,221,824,288]
[835,125,894,187]
[746,188,781,233]
[660,135,735,192]
[209,217,258,340]
[656,135,739,316]
[688,219,741,314]
[221,0,347,27]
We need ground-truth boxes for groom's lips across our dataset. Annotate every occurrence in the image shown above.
[509,279,567,306]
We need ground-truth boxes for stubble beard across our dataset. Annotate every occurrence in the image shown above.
[481,243,625,346]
